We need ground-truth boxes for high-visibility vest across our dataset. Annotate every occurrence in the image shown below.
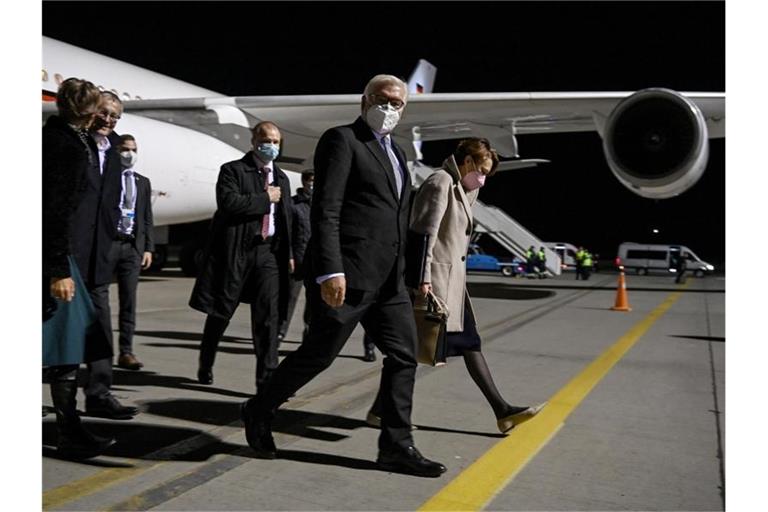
[582,253,593,266]
[538,250,546,261]
[576,250,585,262]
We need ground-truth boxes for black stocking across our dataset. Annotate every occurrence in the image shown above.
[463,350,525,419]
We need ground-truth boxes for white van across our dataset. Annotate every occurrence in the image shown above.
[617,243,715,276]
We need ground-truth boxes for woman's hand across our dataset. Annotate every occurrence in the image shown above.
[50,277,76,302]
[419,283,432,297]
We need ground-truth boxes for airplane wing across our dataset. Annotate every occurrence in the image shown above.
[44,89,724,198]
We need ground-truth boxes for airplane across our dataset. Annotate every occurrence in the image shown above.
[42,36,725,272]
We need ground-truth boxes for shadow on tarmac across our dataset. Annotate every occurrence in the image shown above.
[107,369,253,399]
[276,449,379,471]
[135,330,250,344]
[42,420,240,463]
[466,283,555,300]
[670,334,725,343]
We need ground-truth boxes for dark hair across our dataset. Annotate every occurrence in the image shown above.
[119,134,136,144]
[301,169,315,179]
[453,138,499,176]
[56,77,101,121]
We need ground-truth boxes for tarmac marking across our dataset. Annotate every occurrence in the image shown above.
[418,289,685,511]
[42,464,151,510]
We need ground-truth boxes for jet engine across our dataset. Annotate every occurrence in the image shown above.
[602,88,709,199]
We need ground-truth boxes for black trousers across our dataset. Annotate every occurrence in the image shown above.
[200,243,280,390]
[280,275,311,338]
[254,275,418,451]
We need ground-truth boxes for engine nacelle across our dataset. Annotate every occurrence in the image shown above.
[603,88,709,199]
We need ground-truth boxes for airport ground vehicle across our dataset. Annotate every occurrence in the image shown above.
[466,244,523,277]
[617,242,714,276]
[546,242,579,270]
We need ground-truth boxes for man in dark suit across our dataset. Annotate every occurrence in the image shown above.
[189,121,293,391]
[241,75,446,478]
[91,134,154,371]
[75,91,139,419]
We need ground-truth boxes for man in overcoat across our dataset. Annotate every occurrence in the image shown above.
[189,121,293,391]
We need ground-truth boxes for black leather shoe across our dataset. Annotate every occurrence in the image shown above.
[240,401,276,459]
[197,368,213,385]
[377,445,446,477]
[363,347,376,362]
[85,395,138,420]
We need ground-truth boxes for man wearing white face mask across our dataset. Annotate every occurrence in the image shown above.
[95,134,154,371]
[241,75,446,478]
[190,121,293,392]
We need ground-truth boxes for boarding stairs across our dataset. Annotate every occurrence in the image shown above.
[410,162,561,276]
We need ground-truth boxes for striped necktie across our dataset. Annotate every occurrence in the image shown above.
[380,135,403,199]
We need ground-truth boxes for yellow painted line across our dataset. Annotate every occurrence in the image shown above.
[43,464,152,510]
[419,289,685,511]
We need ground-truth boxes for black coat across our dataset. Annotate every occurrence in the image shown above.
[309,117,412,292]
[189,152,293,319]
[290,187,312,278]
[68,131,123,286]
[42,115,91,278]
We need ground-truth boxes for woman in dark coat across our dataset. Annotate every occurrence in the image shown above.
[43,77,115,457]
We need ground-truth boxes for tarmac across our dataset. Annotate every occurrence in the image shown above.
[42,269,725,511]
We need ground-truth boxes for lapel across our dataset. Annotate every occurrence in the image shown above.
[355,118,400,203]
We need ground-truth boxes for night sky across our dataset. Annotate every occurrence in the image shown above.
[42,1,726,266]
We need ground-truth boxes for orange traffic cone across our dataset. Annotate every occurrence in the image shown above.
[611,268,632,311]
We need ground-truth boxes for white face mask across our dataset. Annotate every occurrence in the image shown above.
[365,104,401,134]
[120,150,138,168]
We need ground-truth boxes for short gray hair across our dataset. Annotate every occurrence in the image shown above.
[363,74,409,101]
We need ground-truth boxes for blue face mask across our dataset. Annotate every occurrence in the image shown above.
[255,142,280,162]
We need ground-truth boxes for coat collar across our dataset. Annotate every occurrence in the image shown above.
[241,151,284,181]
[442,155,474,230]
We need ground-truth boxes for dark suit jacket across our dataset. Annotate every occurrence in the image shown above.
[189,152,293,319]
[69,131,123,286]
[309,116,412,292]
[130,172,155,256]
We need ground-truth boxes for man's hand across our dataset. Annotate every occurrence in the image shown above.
[320,276,346,308]
[142,251,153,269]
[419,283,432,297]
[267,186,282,203]
[289,258,295,274]
[50,277,76,302]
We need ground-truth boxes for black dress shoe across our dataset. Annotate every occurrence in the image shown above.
[377,445,446,477]
[240,401,276,459]
[363,347,376,362]
[197,368,213,385]
[85,395,138,420]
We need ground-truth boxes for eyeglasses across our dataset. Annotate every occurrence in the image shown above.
[367,94,405,110]
[98,110,122,121]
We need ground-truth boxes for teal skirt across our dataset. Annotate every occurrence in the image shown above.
[42,256,95,367]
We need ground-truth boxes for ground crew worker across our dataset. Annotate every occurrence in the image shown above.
[537,246,547,278]
[525,246,537,277]
[575,246,586,280]
[581,250,593,280]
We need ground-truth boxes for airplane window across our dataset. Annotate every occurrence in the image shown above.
[42,69,48,82]
[54,73,63,85]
